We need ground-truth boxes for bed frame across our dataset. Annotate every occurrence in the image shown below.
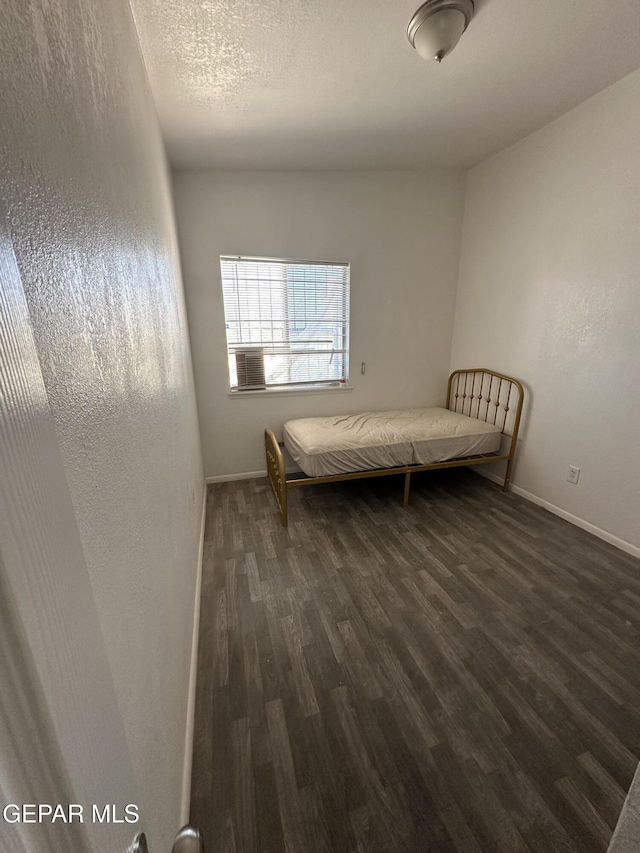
[265,368,524,526]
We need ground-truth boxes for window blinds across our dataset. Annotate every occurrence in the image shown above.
[220,256,350,390]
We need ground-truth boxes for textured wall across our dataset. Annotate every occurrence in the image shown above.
[173,169,466,478]
[0,200,140,853]
[450,69,640,552]
[0,0,203,849]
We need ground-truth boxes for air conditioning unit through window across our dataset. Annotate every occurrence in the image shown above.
[235,347,266,390]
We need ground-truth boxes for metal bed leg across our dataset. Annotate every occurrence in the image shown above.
[503,457,514,492]
[403,471,411,507]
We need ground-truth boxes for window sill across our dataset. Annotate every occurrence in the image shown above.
[228,384,353,399]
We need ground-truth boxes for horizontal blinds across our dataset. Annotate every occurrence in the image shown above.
[221,256,350,389]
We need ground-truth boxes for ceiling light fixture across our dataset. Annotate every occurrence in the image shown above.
[407,0,474,63]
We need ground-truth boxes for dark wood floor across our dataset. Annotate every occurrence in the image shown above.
[191,469,640,852]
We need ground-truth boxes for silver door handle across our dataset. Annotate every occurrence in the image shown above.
[172,826,203,853]
[130,825,203,853]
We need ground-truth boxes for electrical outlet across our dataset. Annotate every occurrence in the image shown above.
[567,466,580,485]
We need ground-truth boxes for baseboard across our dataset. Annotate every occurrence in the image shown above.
[206,465,301,484]
[180,482,207,825]
[475,469,640,559]
[207,469,266,483]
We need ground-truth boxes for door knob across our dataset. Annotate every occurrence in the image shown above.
[172,825,203,853]
[129,825,203,853]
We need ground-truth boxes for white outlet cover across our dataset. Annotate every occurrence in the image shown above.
[567,466,581,484]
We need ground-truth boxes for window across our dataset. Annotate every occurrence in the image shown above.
[220,255,350,391]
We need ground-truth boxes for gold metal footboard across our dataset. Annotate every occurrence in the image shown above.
[265,428,288,527]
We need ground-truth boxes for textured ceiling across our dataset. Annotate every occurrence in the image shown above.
[129,0,640,170]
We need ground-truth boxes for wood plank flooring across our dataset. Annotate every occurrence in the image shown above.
[191,469,640,852]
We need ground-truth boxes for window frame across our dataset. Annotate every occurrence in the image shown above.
[220,255,351,395]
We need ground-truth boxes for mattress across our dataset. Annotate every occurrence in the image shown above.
[283,407,502,478]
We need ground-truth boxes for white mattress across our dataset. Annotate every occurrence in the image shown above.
[283,407,502,478]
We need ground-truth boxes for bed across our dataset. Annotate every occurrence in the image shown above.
[265,368,524,526]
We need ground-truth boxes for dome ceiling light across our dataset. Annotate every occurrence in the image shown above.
[407,0,475,63]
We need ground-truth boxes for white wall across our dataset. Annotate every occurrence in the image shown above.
[174,169,466,477]
[0,0,203,849]
[451,68,640,552]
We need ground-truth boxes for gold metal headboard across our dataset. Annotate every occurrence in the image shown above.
[447,368,524,441]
